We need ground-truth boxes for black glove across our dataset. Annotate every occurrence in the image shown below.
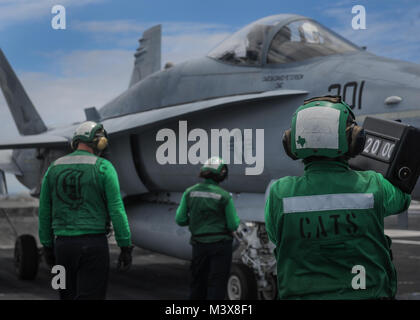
[43,246,55,267]
[117,246,133,272]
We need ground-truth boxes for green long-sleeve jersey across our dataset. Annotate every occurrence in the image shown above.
[265,160,411,300]
[176,179,240,243]
[39,150,132,248]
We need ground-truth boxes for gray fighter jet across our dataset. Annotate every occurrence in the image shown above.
[1,14,420,299]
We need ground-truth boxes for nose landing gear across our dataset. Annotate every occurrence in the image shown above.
[227,222,277,300]
[227,263,258,300]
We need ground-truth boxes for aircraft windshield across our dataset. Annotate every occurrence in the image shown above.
[208,17,360,66]
[207,16,286,66]
[267,20,360,64]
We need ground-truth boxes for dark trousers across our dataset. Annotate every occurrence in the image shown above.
[54,234,109,300]
[190,239,233,300]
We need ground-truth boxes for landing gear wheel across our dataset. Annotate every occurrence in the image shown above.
[260,274,277,300]
[14,234,39,280]
[227,264,257,300]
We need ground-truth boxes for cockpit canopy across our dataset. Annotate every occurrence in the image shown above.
[208,15,360,66]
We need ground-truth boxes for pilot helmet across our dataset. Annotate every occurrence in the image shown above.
[282,95,366,160]
[71,121,108,153]
[200,156,228,182]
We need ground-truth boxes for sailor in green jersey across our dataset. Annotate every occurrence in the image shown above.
[265,96,411,300]
[176,157,240,300]
[38,121,133,300]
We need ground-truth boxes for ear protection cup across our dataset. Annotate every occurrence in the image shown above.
[96,137,108,151]
[347,124,366,157]
[71,140,78,150]
[219,165,228,182]
[282,129,298,160]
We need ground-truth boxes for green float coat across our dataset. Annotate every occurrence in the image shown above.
[265,160,411,299]
[39,150,132,248]
[176,179,240,243]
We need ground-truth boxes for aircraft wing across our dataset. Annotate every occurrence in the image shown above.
[0,134,69,150]
[104,89,308,135]
[0,89,307,149]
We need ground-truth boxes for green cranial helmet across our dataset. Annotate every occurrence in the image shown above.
[290,96,356,159]
[71,121,107,150]
[200,156,228,182]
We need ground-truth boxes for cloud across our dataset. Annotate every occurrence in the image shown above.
[0,49,133,138]
[72,19,233,64]
[322,2,420,63]
[0,0,104,30]
[74,20,230,35]
[73,20,149,34]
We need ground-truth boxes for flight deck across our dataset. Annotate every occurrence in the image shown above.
[0,196,419,300]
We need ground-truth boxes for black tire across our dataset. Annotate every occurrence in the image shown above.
[227,264,258,300]
[260,274,277,300]
[14,234,39,280]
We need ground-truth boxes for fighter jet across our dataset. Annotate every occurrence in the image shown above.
[1,14,420,299]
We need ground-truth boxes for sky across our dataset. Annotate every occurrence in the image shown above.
[1,0,420,193]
